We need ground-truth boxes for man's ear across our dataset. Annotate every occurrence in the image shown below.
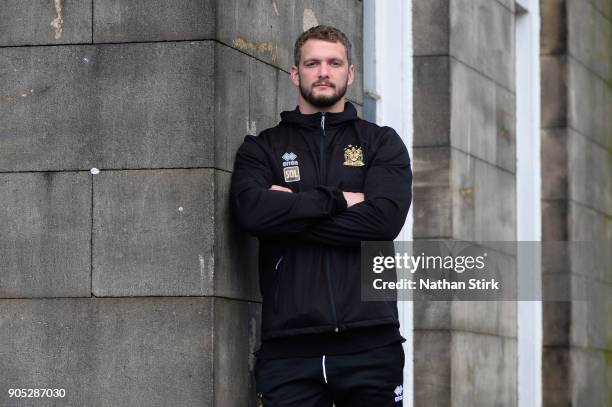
[290,65,300,87]
[347,64,355,86]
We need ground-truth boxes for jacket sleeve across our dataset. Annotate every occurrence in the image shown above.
[230,135,348,238]
[299,128,412,246]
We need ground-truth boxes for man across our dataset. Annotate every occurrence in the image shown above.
[230,25,412,407]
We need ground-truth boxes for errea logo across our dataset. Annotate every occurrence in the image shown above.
[394,385,403,402]
[282,152,298,167]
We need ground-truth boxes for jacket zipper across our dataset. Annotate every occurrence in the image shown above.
[273,256,284,311]
[320,113,340,333]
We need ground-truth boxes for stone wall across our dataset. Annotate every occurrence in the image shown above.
[0,1,362,406]
[412,0,518,405]
[540,0,612,405]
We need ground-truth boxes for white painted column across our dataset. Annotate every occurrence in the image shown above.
[364,1,414,405]
[515,0,542,406]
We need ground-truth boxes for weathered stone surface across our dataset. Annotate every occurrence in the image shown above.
[569,346,609,406]
[451,332,517,407]
[567,0,612,83]
[0,298,214,407]
[543,301,571,346]
[450,0,515,91]
[214,43,286,172]
[214,171,260,301]
[277,71,298,118]
[541,0,568,56]
[569,201,612,242]
[412,147,452,238]
[451,149,515,241]
[414,301,517,338]
[92,169,215,296]
[589,0,612,19]
[541,200,569,240]
[541,129,568,200]
[216,0,363,104]
[214,298,261,407]
[412,0,449,56]
[413,330,451,407]
[450,60,516,172]
[0,0,92,46]
[0,172,91,298]
[542,347,571,407]
[567,129,612,215]
[413,56,451,147]
[570,279,612,349]
[93,0,215,42]
[0,42,214,172]
[541,55,569,129]
[568,57,612,148]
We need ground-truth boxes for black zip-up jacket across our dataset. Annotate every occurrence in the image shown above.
[230,102,412,340]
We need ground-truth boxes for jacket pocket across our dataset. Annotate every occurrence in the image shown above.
[273,256,284,311]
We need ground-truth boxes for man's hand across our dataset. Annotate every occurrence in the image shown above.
[270,184,293,193]
[342,191,364,208]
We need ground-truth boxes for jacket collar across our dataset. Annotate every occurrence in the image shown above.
[280,101,359,129]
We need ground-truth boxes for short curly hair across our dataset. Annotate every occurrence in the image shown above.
[293,25,352,67]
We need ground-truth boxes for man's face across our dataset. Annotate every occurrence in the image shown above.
[291,39,355,110]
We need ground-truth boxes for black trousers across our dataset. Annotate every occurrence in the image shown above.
[255,342,405,407]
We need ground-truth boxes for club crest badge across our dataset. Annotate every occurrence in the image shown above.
[343,145,365,166]
[282,152,300,182]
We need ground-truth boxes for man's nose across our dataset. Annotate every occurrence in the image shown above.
[318,62,330,77]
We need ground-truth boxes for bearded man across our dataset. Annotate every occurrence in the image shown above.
[230,25,412,407]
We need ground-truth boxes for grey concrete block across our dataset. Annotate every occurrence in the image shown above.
[450,0,514,91]
[569,346,608,406]
[452,301,517,338]
[412,147,452,238]
[543,301,571,346]
[0,172,91,298]
[567,0,612,83]
[0,298,214,407]
[541,200,569,240]
[542,347,571,407]
[450,60,516,172]
[0,42,214,172]
[215,0,363,104]
[568,57,612,148]
[541,129,568,200]
[277,71,298,118]
[93,0,215,42]
[451,332,517,407]
[412,0,449,56]
[451,149,516,241]
[213,171,260,301]
[214,44,251,172]
[540,0,568,56]
[589,0,612,19]
[214,43,280,172]
[567,129,612,215]
[472,158,515,241]
[92,169,215,296]
[570,280,612,350]
[413,330,451,407]
[569,201,612,242]
[0,0,92,46]
[413,56,450,147]
[413,301,451,330]
[213,298,261,407]
[541,55,568,129]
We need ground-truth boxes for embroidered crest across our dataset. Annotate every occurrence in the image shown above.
[343,145,364,166]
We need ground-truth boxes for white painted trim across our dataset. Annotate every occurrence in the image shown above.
[364,1,414,405]
[516,0,542,406]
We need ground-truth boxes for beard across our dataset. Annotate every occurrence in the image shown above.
[299,77,348,108]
